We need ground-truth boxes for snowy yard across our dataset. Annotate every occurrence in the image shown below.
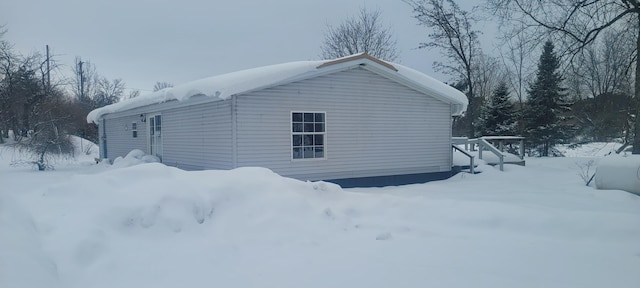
[1,140,639,288]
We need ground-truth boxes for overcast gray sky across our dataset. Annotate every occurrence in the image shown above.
[1,0,488,94]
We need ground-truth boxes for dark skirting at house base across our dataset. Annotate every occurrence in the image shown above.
[325,171,457,188]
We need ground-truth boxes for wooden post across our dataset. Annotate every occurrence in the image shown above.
[519,139,525,159]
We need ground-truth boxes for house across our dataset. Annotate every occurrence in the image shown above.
[87,53,468,187]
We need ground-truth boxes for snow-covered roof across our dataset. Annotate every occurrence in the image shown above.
[87,53,468,123]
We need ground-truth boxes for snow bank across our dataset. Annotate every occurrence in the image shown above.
[111,149,159,168]
[13,164,347,288]
[595,154,640,195]
[1,143,639,288]
[0,195,60,288]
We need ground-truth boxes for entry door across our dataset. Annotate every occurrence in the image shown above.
[148,114,162,161]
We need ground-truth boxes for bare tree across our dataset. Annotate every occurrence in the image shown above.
[0,40,17,142]
[579,29,635,99]
[569,28,635,141]
[69,57,126,143]
[497,29,537,136]
[487,0,640,153]
[498,28,536,109]
[127,89,140,99]
[0,38,75,169]
[404,0,483,137]
[320,7,398,61]
[71,58,125,108]
[0,47,43,140]
[17,89,75,170]
[153,81,173,92]
[470,54,505,137]
[95,77,124,107]
[473,54,502,102]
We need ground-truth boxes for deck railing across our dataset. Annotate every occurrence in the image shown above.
[452,136,524,171]
[452,145,475,174]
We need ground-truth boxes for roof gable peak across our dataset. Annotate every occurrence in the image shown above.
[316,53,398,72]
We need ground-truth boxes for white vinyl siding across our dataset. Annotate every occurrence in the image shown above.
[99,67,453,181]
[161,100,233,170]
[103,114,148,159]
[102,99,233,170]
[234,67,452,181]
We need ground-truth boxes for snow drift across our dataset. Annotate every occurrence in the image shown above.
[595,154,640,195]
[1,144,639,288]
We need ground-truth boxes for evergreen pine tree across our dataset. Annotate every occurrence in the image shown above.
[476,81,517,136]
[524,41,568,156]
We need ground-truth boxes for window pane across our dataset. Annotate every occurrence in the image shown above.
[155,115,161,128]
[292,123,303,132]
[315,123,324,132]
[292,135,302,146]
[293,147,302,159]
[132,131,137,138]
[314,134,323,145]
[315,113,324,122]
[292,113,302,122]
[304,113,314,122]
[315,147,324,158]
[303,147,314,158]
[304,123,314,132]
[132,123,137,130]
[303,135,313,145]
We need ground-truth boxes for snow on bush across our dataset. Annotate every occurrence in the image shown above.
[111,149,160,168]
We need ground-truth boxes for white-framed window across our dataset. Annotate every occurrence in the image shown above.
[291,111,326,160]
[131,122,137,138]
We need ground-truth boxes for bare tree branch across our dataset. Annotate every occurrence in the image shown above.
[320,7,399,61]
[487,0,640,152]
[405,0,484,136]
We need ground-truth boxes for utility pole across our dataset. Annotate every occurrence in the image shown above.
[46,45,50,92]
[78,59,84,101]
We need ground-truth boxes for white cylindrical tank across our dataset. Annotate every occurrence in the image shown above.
[595,155,640,195]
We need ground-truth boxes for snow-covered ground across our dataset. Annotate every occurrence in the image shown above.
[1,139,639,288]
[556,142,624,157]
